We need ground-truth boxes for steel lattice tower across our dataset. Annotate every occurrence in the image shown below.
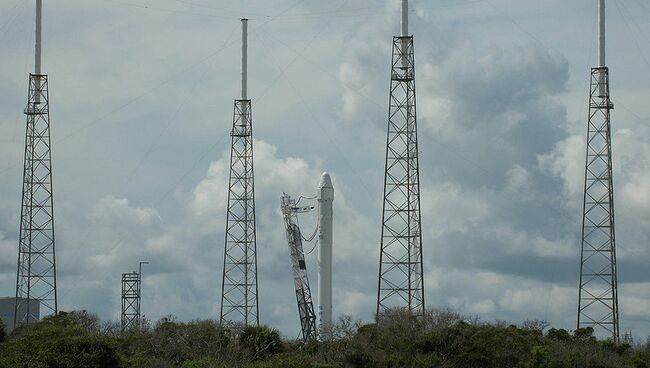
[121,262,147,331]
[281,194,317,341]
[577,0,619,341]
[121,272,140,331]
[377,0,424,318]
[15,0,57,327]
[220,19,259,326]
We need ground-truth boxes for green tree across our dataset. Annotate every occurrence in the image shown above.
[0,312,121,368]
[238,325,283,361]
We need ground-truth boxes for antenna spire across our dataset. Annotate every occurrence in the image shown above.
[401,0,408,36]
[35,0,42,74]
[241,18,248,100]
[598,0,605,67]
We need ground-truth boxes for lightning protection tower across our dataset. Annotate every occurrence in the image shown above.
[220,18,259,326]
[281,194,317,342]
[577,0,619,341]
[15,0,58,327]
[377,0,424,319]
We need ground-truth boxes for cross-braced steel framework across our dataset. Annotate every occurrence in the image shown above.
[15,73,57,327]
[281,194,317,341]
[577,66,619,340]
[220,100,259,326]
[377,35,424,318]
[121,272,140,331]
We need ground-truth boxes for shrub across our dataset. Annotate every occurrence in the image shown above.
[122,317,231,366]
[238,325,283,361]
[0,312,121,368]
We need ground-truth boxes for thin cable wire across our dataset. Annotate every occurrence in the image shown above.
[305,239,318,256]
[260,26,497,181]
[293,200,318,243]
[295,195,317,206]
[98,0,236,19]
[98,0,486,22]
[301,218,319,243]
[0,24,240,180]
[612,0,650,70]
[116,58,220,197]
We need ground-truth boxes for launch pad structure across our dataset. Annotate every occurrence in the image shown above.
[281,193,318,342]
[280,173,334,341]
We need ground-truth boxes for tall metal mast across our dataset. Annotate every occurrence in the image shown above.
[15,0,58,327]
[281,194,317,342]
[220,18,259,326]
[577,0,619,340]
[376,0,425,318]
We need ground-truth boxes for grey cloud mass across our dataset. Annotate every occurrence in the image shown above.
[0,0,649,340]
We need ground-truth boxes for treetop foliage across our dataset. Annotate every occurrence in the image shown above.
[0,308,648,368]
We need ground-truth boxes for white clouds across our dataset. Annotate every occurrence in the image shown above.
[505,164,531,193]
[614,126,650,220]
[419,44,568,134]
[338,62,368,121]
[538,134,584,202]
[191,155,229,217]
[437,267,575,326]
[421,182,490,236]
[0,232,15,274]
[539,121,650,260]
[92,196,161,226]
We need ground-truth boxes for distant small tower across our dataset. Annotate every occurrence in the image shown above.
[121,262,148,332]
[220,19,259,326]
[15,0,58,327]
[121,272,140,331]
[577,0,619,341]
[376,0,425,318]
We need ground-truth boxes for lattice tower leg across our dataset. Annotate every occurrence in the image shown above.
[377,36,425,319]
[220,100,259,326]
[577,66,619,340]
[15,74,57,327]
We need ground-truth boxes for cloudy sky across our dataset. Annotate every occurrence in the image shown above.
[1,0,649,339]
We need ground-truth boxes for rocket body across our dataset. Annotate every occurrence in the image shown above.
[318,173,333,338]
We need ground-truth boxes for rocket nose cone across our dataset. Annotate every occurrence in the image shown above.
[319,172,333,189]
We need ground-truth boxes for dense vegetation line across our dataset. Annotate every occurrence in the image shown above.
[1,308,649,367]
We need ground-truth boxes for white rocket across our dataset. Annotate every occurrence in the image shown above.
[317,172,333,338]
